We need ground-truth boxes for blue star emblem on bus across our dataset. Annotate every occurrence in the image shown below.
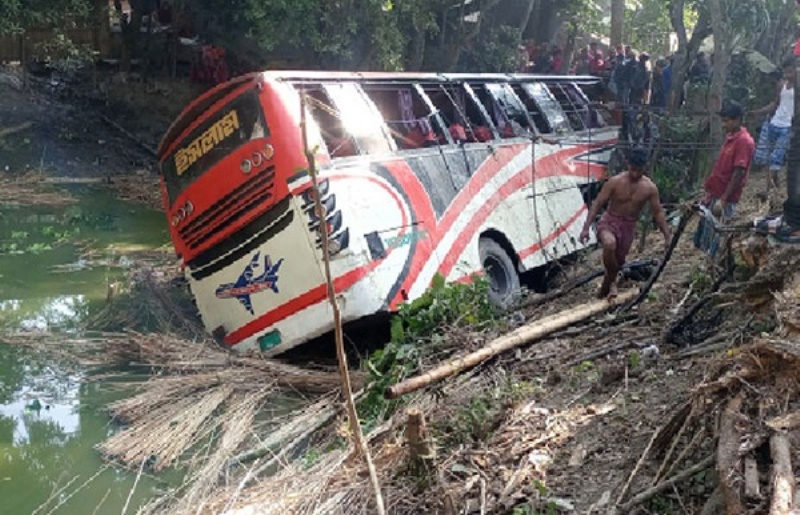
[215,252,284,314]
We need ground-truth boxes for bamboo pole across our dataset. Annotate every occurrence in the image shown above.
[385,289,637,399]
[300,93,385,515]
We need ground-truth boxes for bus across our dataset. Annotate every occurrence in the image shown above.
[156,71,617,355]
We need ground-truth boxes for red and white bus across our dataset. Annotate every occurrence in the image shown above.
[157,71,617,355]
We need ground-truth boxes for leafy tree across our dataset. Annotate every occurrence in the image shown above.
[174,0,591,72]
[0,0,94,35]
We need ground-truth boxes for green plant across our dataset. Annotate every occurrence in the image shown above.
[359,274,498,427]
[628,350,641,369]
[688,265,713,292]
[34,30,94,73]
[302,447,322,469]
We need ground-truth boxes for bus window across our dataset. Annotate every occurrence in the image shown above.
[483,83,533,139]
[576,82,614,127]
[547,82,607,131]
[511,83,550,134]
[420,83,492,144]
[162,88,268,204]
[521,82,571,135]
[323,82,393,155]
[361,83,446,150]
[301,85,357,158]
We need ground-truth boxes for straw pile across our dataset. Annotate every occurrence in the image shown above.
[0,171,77,206]
[86,265,203,340]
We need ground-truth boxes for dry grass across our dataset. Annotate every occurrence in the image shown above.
[0,171,77,206]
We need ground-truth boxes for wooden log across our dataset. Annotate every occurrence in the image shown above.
[384,289,637,399]
[770,434,794,515]
[621,208,692,312]
[744,457,761,500]
[718,395,744,515]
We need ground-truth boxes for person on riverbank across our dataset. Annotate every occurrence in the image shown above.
[748,61,795,198]
[579,148,671,300]
[694,101,755,258]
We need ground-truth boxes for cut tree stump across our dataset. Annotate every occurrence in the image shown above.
[405,409,435,474]
[384,289,636,399]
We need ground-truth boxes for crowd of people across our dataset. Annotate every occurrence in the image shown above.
[520,40,715,110]
[563,41,797,299]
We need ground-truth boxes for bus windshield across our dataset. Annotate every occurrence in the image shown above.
[161,88,269,204]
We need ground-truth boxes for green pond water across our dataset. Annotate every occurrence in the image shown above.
[0,184,174,515]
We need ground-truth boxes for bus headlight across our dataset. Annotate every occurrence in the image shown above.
[241,159,253,174]
[263,144,275,160]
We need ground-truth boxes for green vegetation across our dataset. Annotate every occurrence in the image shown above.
[359,274,499,428]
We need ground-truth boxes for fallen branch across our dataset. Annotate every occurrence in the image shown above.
[0,121,33,139]
[770,434,794,515]
[616,455,715,513]
[226,397,338,467]
[620,207,692,312]
[519,259,657,311]
[99,114,157,157]
[617,400,692,505]
[566,339,638,366]
[385,289,637,399]
[663,266,733,345]
[717,395,744,514]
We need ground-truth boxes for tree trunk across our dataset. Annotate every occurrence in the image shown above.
[785,35,800,229]
[407,24,426,71]
[708,0,732,147]
[518,0,537,37]
[669,5,711,113]
[610,0,624,47]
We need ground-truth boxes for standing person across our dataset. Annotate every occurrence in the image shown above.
[688,52,711,84]
[662,56,673,107]
[617,47,636,105]
[694,101,755,258]
[629,52,651,105]
[579,148,671,300]
[650,58,667,109]
[748,61,795,195]
[574,47,590,75]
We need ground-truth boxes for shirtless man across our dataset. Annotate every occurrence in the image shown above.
[579,148,671,299]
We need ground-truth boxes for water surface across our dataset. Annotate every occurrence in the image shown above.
[0,184,172,514]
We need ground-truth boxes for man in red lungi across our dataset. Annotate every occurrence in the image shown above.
[579,148,672,299]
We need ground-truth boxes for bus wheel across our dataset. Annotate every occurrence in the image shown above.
[479,238,520,309]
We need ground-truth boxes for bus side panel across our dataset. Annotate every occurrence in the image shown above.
[323,161,423,317]
[403,143,534,300]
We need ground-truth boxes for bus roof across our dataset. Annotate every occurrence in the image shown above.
[261,70,603,84]
[158,70,605,155]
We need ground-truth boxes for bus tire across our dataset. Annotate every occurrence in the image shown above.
[479,237,520,310]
